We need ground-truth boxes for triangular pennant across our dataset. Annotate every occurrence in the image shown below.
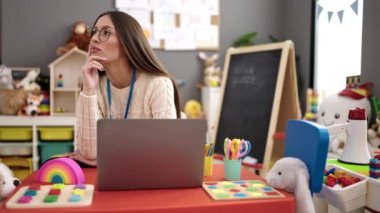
[317,4,323,18]
[337,10,344,23]
[351,0,359,15]
[328,11,333,23]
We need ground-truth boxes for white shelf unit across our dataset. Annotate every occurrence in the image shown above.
[49,47,86,116]
[0,116,77,170]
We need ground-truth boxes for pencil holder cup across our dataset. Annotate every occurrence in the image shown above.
[224,158,242,181]
[204,156,213,176]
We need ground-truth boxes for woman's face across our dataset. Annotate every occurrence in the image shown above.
[88,15,124,64]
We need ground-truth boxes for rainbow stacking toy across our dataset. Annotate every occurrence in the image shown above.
[36,158,85,184]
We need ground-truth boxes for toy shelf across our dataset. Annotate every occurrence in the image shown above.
[0,116,76,177]
[49,47,86,116]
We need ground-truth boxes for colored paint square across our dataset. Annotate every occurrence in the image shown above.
[207,185,217,189]
[222,184,235,189]
[233,193,247,198]
[262,187,273,191]
[249,180,263,184]
[48,189,61,195]
[68,194,81,202]
[265,191,279,196]
[44,195,58,203]
[17,196,33,204]
[245,187,258,192]
[28,185,41,190]
[233,181,245,184]
[212,189,225,194]
[74,184,86,189]
[24,190,37,196]
[215,193,230,199]
[252,183,265,187]
[250,192,263,197]
[52,184,65,190]
[72,188,84,196]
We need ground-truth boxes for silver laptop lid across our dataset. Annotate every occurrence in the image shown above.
[97,119,207,191]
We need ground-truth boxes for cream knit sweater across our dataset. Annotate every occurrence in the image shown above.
[75,72,176,164]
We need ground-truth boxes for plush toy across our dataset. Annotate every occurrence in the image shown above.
[368,114,380,156]
[184,99,204,119]
[56,21,91,56]
[15,68,41,92]
[0,89,28,115]
[0,65,14,89]
[198,52,222,87]
[0,162,21,202]
[317,84,372,157]
[19,93,44,116]
[266,157,315,213]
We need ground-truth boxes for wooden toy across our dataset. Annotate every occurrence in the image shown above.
[202,180,284,201]
[36,158,84,184]
[6,184,94,209]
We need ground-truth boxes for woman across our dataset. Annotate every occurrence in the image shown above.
[72,11,181,166]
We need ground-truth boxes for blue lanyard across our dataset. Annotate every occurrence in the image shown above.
[107,67,136,119]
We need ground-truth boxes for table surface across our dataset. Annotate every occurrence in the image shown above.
[1,164,295,213]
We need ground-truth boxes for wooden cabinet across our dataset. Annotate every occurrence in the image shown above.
[49,47,86,116]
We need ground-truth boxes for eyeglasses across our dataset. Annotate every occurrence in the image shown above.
[87,27,113,42]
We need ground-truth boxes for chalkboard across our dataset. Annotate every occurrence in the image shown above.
[213,41,300,169]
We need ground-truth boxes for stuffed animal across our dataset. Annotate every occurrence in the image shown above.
[0,162,21,202]
[266,157,315,213]
[0,65,14,89]
[19,93,44,116]
[184,99,204,119]
[198,52,222,87]
[15,68,41,92]
[56,21,91,56]
[317,85,372,157]
[368,114,380,156]
[0,89,28,115]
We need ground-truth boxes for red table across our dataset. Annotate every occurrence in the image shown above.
[1,164,295,213]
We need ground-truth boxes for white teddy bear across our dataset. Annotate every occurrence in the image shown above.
[317,93,371,157]
[266,157,315,213]
[0,162,21,202]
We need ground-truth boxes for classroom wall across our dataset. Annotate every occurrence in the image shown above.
[284,0,312,113]
[1,0,311,108]
[361,0,380,98]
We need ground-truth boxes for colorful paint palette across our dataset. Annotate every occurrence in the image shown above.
[5,184,94,209]
[202,180,285,200]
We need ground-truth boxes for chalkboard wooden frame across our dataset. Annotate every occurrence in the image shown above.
[213,41,300,176]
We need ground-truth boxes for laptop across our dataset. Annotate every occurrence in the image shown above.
[96,119,207,191]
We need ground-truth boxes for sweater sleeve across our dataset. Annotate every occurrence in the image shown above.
[147,77,177,119]
[75,92,103,160]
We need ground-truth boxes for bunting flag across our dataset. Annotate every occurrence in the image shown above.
[317,0,359,24]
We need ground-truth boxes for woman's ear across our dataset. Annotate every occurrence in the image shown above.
[295,170,315,213]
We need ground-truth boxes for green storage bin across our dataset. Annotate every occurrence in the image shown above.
[38,142,73,165]
[0,127,32,142]
[38,127,74,141]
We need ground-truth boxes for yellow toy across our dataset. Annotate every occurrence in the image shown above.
[184,100,204,119]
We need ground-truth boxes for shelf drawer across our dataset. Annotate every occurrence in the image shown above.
[39,142,73,164]
[0,143,32,156]
[0,127,32,142]
[38,127,74,141]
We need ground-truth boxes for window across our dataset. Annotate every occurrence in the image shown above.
[314,0,363,97]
